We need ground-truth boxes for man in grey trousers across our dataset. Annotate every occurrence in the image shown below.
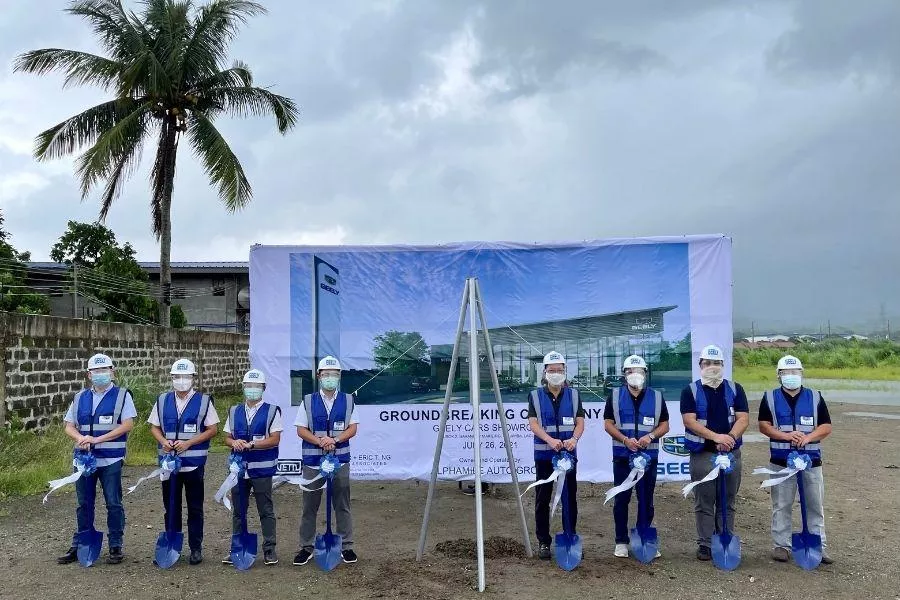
[292,356,359,566]
[680,345,750,561]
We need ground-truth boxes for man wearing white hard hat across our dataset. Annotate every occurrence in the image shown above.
[223,369,283,566]
[758,355,834,564]
[679,344,749,561]
[527,351,585,560]
[57,353,137,565]
[292,356,359,566]
[148,358,220,565]
[603,354,670,559]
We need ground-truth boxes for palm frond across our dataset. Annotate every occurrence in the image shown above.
[202,86,299,132]
[33,98,146,161]
[191,60,253,91]
[66,0,146,62]
[12,48,125,90]
[99,134,146,221]
[75,104,151,197]
[188,112,251,211]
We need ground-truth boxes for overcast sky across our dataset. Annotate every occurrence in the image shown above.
[0,1,898,330]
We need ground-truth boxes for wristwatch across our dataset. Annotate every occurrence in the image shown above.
[648,433,656,441]
[250,441,256,449]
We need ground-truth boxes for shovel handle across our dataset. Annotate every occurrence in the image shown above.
[166,466,179,533]
[796,467,810,535]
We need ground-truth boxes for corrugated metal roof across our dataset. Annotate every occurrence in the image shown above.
[138,261,248,269]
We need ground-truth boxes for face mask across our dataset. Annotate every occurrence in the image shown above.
[625,373,646,389]
[545,372,566,387]
[700,366,724,388]
[321,376,340,391]
[780,374,802,390]
[90,372,112,387]
[172,377,192,392]
[244,387,264,402]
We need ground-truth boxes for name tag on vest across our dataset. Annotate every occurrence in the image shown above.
[252,434,265,441]
[800,416,814,426]
[642,416,655,426]
[333,421,346,431]
[562,416,574,426]
[184,423,198,433]
[98,415,113,425]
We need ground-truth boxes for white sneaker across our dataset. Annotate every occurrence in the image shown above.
[614,544,629,558]
[654,550,662,559]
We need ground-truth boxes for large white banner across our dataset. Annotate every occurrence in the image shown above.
[249,237,732,483]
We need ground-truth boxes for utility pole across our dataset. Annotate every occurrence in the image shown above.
[72,264,78,318]
[827,320,831,338]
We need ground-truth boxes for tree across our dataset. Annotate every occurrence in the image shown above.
[14,0,298,326]
[0,210,50,314]
[50,220,187,327]
[372,330,431,376]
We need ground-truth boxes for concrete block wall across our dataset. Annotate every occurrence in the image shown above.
[0,312,249,430]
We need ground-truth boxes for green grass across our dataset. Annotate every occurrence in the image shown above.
[734,364,900,385]
[0,374,241,499]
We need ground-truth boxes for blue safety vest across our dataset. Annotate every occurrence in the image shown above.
[75,386,129,460]
[683,380,742,453]
[156,391,212,468]
[611,386,663,460]
[529,387,580,461]
[764,387,821,462]
[230,402,280,478]
[301,392,354,466]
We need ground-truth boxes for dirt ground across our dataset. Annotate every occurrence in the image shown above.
[1,400,898,600]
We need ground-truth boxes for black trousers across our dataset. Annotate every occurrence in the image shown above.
[534,459,578,546]
[161,465,205,551]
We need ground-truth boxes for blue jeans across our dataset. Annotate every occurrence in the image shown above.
[72,460,125,548]
[612,458,658,544]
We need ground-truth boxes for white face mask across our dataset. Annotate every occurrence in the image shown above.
[545,372,566,387]
[780,374,802,390]
[700,366,724,388]
[172,376,193,392]
[625,373,646,389]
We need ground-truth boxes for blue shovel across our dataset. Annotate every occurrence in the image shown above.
[314,456,342,571]
[630,468,658,564]
[154,460,184,569]
[792,462,823,570]
[230,473,258,570]
[711,467,741,571]
[553,456,582,571]
[74,449,103,567]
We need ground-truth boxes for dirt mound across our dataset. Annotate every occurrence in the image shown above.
[435,535,527,559]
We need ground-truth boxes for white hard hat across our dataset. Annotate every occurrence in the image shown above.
[170,358,196,375]
[776,355,803,372]
[242,369,266,384]
[542,351,565,366]
[698,345,725,362]
[87,354,114,370]
[622,355,647,371]
[317,356,342,371]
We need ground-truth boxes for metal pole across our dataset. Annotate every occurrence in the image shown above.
[72,264,78,318]
[473,279,533,557]
[469,278,486,593]
[416,279,471,561]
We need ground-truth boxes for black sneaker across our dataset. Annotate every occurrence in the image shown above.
[57,547,78,565]
[538,543,551,560]
[264,550,278,565]
[189,549,203,565]
[221,554,233,565]
[696,546,712,561]
[293,549,312,565]
[106,547,124,564]
[341,549,358,563]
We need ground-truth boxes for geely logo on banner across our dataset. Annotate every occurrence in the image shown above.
[662,435,689,457]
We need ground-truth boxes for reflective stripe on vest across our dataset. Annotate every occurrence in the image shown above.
[683,379,740,453]
[301,392,354,465]
[157,391,212,467]
[531,387,580,461]
[230,402,280,478]
[765,388,821,461]
[611,387,662,459]
[75,386,129,459]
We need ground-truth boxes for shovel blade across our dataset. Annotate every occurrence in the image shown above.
[792,531,823,570]
[230,532,258,571]
[154,530,184,569]
[314,532,343,571]
[76,529,103,567]
[553,532,582,571]
[711,532,741,571]
[630,526,659,564]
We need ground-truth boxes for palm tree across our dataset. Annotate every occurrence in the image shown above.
[13,0,298,326]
